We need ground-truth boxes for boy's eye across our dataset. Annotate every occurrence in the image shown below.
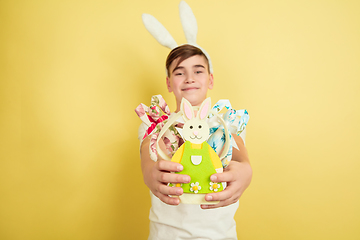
[195,71,203,74]
[175,72,184,76]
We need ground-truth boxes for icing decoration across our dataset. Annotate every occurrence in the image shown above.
[172,183,182,188]
[172,141,223,195]
[135,95,184,161]
[190,182,201,194]
[157,98,230,204]
[209,182,221,192]
[142,1,214,75]
[207,100,250,167]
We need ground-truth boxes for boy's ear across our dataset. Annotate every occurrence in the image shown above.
[208,73,214,90]
[166,77,173,92]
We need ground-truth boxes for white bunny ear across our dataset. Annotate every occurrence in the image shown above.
[179,1,197,44]
[142,2,214,73]
[180,98,194,121]
[197,98,211,120]
[179,1,214,73]
[142,13,178,49]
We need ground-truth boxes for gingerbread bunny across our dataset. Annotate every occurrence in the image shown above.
[157,97,231,204]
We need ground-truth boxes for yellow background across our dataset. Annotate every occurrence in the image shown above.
[1,0,360,239]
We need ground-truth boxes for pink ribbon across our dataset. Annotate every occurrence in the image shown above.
[135,95,183,161]
[143,114,169,139]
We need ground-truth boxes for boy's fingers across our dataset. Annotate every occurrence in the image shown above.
[157,172,190,184]
[201,201,227,209]
[154,185,182,206]
[202,189,239,209]
[210,171,235,183]
[157,193,181,205]
[158,184,183,196]
[205,185,234,202]
[156,160,184,172]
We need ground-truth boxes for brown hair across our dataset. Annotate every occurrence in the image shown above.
[165,44,209,76]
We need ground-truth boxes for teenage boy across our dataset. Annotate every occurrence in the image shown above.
[139,44,252,239]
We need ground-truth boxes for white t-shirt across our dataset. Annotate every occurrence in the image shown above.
[138,115,246,240]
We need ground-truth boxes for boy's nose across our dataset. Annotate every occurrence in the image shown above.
[193,130,199,136]
[185,76,195,83]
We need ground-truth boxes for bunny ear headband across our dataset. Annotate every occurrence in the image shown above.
[142,1,213,74]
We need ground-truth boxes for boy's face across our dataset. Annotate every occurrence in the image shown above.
[166,55,214,111]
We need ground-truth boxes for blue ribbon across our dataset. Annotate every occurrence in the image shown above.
[207,100,249,167]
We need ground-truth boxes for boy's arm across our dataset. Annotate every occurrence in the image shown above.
[202,134,252,209]
[140,137,190,205]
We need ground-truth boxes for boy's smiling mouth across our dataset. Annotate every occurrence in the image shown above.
[182,87,199,91]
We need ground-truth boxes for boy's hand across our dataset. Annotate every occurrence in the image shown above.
[143,159,191,206]
[201,160,252,209]
[141,136,191,206]
[201,134,252,209]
